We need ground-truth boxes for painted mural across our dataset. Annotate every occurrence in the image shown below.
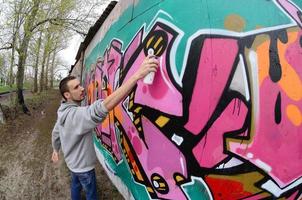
[82,0,302,199]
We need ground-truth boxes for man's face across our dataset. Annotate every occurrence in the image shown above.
[65,79,85,103]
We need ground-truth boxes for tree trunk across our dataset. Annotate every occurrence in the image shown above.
[9,41,16,88]
[40,31,52,92]
[16,37,30,114]
[33,31,42,93]
[44,51,51,90]
[0,103,5,124]
[9,3,19,88]
[50,50,56,88]
[39,43,47,93]
[9,44,15,105]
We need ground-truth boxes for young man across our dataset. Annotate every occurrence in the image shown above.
[51,56,158,200]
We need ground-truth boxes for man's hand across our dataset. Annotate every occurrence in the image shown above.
[103,55,159,111]
[51,150,59,163]
[133,55,159,80]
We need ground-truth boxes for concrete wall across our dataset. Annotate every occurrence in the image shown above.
[81,0,302,199]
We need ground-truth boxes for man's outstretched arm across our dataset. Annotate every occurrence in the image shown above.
[64,55,159,134]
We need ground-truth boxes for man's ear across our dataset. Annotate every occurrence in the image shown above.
[64,92,71,100]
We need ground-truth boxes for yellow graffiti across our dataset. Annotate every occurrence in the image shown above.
[155,116,170,127]
[147,36,155,49]
[224,14,246,32]
[154,36,163,49]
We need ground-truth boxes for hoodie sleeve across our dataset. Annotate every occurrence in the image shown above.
[52,120,61,152]
[89,99,108,123]
[68,100,108,135]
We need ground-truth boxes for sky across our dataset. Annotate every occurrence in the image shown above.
[55,35,82,78]
[58,34,82,70]
[58,1,113,77]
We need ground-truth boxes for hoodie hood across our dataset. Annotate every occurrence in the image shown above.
[58,101,78,125]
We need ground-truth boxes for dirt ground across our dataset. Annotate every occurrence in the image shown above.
[0,90,123,200]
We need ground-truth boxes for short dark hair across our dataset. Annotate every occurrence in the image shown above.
[59,76,77,100]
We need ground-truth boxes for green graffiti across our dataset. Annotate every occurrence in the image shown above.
[181,176,213,200]
[291,0,302,9]
[85,0,292,75]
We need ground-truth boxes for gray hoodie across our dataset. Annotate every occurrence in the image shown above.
[52,100,108,173]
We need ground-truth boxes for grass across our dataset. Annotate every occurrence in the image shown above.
[0,83,31,93]
[0,85,15,93]
[1,89,59,120]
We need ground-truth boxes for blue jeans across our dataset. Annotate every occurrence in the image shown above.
[71,169,98,200]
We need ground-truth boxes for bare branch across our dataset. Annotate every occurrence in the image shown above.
[0,44,12,51]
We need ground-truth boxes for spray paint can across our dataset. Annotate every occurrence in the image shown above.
[143,49,156,84]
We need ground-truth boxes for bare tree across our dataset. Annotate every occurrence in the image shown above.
[15,0,41,114]
[1,0,113,113]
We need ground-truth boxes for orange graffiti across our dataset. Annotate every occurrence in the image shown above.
[114,106,123,124]
[256,39,270,85]
[278,31,302,101]
[286,104,302,126]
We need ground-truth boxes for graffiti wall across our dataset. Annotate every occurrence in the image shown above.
[81,0,302,199]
